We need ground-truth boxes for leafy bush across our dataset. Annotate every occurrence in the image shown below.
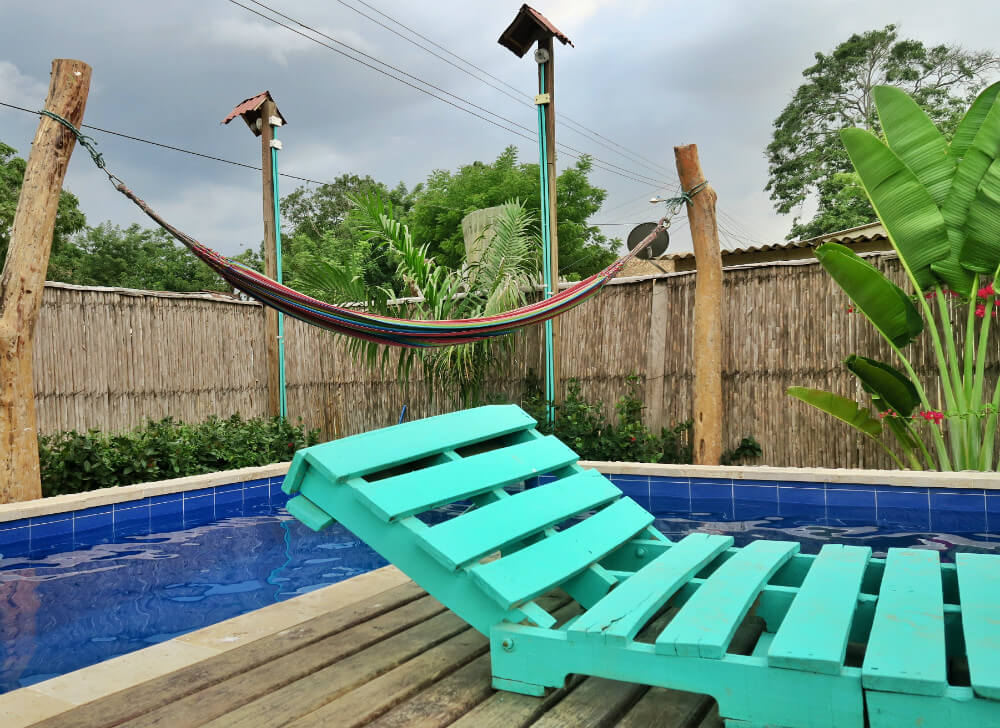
[38,415,320,497]
[521,373,761,465]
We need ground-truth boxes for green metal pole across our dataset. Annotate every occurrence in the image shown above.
[270,127,287,419]
[537,63,555,427]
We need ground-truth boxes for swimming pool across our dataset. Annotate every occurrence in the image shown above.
[2,468,997,695]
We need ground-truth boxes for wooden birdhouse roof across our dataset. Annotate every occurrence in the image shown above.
[222,91,287,136]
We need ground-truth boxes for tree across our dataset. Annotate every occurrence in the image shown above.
[280,174,415,294]
[766,26,999,240]
[406,146,616,279]
[54,222,231,292]
[0,141,86,269]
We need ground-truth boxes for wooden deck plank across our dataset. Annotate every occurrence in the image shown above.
[528,677,646,728]
[363,655,495,728]
[358,436,579,522]
[656,540,798,658]
[469,498,654,610]
[285,405,537,488]
[569,533,733,644]
[420,470,621,570]
[956,552,1000,700]
[446,677,587,728]
[119,596,447,728]
[29,582,429,728]
[613,686,714,728]
[862,548,947,696]
[767,544,871,675]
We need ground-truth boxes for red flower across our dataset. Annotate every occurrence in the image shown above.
[918,410,945,425]
[978,283,996,299]
[976,303,987,318]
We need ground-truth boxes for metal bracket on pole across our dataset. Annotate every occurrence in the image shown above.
[534,93,551,105]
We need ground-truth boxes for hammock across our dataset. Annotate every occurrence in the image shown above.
[116,184,663,348]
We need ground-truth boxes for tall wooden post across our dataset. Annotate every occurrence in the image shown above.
[674,144,723,465]
[259,99,281,418]
[0,59,92,503]
[539,37,562,406]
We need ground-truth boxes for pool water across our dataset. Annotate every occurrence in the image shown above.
[2,492,997,695]
[0,509,387,694]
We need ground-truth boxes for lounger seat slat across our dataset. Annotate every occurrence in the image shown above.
[468,497,654,610]
[568,533,734,644]
[767,544,871,675]
[419,470,621,570]
[656,539,799,658]
[957,552,1000,700]
[289,405,537,486]
[356,436,579,522]
[862,548,946,696]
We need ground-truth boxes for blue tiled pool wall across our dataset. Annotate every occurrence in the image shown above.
[0,476,291,555]
[527,474,999,537]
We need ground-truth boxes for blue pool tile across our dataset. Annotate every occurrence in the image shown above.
[0,524,29,547]
[931,491,987,535]
[270,475,286,488]
[74,521,114,547]
[150,498,184,520]
[115,519,150,539]
[778,486,826,524]
[690,481,733,521]
[650,478,690,517]
[215,485,243,516]
[611,476,649,510]
[733,478,777,488]
[985,493,1000,525]
[113,502,150,524]
[74,510,113,533]
[30,515,72,540]
[876,489,930,530]
[824,481,876,492]
[150,511,185,533]
[243,478,269,490]
[826,489,876,526]
[733,484,779,521]
[149,494,182,506]
[183,504,215,527]
[76,506,112,519]
[270,489,291,507]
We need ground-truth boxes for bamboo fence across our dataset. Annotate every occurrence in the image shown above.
[30,256,1000,469]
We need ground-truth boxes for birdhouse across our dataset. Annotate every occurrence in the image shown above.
[222,91,287,136]
[497,4,573,58]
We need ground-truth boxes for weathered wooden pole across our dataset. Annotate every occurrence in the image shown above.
[674,144,723,465]
[539,36,562,408]
[0,59,92,503]
[223,92,287,418]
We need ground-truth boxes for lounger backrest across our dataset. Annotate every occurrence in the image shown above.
[282,405,659,635]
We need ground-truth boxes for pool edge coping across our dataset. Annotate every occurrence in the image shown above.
[3,459,1000,525]
[0,564,410,726]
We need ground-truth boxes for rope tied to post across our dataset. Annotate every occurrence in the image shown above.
[38,109,124,188]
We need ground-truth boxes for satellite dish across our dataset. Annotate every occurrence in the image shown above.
[626,222,669,259]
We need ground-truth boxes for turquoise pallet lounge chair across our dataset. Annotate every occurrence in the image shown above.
[282,405,1000,728]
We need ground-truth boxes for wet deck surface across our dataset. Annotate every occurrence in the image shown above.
[25,581,754,728]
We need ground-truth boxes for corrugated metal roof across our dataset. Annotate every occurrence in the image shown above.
[222,91,287,136]
[662,221,886,260]
[498,4,573,57]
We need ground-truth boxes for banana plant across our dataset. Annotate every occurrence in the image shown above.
[788,82,1000,470]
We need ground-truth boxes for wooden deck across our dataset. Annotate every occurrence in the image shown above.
[25,579,764,728]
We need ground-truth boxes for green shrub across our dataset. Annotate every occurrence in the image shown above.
[38,415,320,497]
[521,372,760,465]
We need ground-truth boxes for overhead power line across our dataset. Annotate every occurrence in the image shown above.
[326,0,674,179]
[232,0,670,188]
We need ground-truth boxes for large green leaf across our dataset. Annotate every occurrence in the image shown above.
[961,159,1000,274]
[840,128,950,291]
[949,81,1000,164]
[787,387,883,438]
[874,86,954,207]
[815,243,923,347]
[845,354,920,416]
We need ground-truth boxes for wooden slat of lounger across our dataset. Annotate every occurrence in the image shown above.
[568,533,734,645]
[655,539,799,658]
[956,552,1000,700]
[862,548,947,696]
[468,498,654,610]
[357,436,579,522]
[291,405,537,485]
[767,543,871,675]
[419,470,621,570]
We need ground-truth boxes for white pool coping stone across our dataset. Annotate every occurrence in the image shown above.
[2,459,999,527]
[0,564,410,727]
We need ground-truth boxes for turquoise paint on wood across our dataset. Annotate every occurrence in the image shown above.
[469,498,653,610]
[656,539,799,658]
[768,544,871,675]
[866,685,1000,728]
[419,469,621,570]
[957,552,1000,700]
[357,435,579,522]
[862,547,947,696]
[568,533,733,645]
[284,494,334,531]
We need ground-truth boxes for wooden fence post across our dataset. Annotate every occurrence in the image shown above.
[0,59,92,503]
[674,144,723,465]
[644,279,669,431]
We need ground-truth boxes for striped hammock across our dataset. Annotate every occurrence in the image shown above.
[117,184,661,348]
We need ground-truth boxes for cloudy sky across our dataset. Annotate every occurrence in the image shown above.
[2,0,999,259]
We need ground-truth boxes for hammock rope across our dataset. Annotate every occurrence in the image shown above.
[38,108,698,349]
